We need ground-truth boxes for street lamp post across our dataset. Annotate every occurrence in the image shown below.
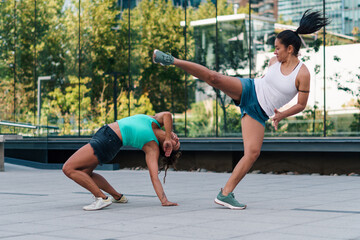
[37,76,53,126]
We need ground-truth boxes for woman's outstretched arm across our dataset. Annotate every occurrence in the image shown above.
[143,143,178,206]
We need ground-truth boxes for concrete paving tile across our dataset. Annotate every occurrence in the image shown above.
[153,225,243,240]
[249,200,307,211]
[269,208,349,220]
[197,219,287,236]
[94,220,178,234]
[0,212,65,225]
[274,224,360,239]
[136,214,213,226]
[0,231,25,239]
[118,233,196,240]
[175,207,251,220]
[2,163,360,240]
[304,201,360,212]
[308,214,360,229]
[1,234,72,240]
[0,222,69,234]
[44,228,137,240]
[231,232,340,240]
[33,215,116,228]
[239,212,315,225]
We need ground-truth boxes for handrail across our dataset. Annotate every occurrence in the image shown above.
[0,121,59,130]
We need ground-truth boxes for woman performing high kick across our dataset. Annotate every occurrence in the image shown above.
[153,10,329,209]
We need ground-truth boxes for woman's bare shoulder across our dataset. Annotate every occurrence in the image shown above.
[298,63,310,79]
[268,56,278,67]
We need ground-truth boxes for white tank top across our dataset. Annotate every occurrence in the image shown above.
[254,61,302,117]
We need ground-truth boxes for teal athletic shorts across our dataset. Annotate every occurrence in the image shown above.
[233,78,269,127]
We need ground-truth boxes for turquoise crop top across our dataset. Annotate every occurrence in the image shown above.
[117,114,161,150]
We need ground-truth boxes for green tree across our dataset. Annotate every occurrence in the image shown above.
[128,0,186,113]
[44,76,91,135]
[189,0,248,134]
[0,0,66,125]
[222,105,242,136]
[187,99,216,137]
[303,107,335,135]
[0,1,15,122]
[350,99,360,133]
[65,0,128,120]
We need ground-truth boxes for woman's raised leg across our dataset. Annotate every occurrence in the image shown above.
[153,50,243,102]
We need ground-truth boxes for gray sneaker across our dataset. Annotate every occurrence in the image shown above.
[214,189,246,210]
[153,49,174,66]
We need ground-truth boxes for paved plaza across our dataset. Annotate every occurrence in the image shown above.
[1,163,360,240]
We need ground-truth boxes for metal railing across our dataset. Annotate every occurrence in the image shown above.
[0,121,59,130]
[0,120,59,137]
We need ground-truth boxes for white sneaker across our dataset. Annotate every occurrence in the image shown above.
[83,197,112,211]
[111,194,128,203]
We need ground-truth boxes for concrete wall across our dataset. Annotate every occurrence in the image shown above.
[251,152,360,175]
[4,144,360,174]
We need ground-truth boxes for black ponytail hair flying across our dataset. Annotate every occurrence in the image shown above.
[277,9,330,56]
[296,9,331,35]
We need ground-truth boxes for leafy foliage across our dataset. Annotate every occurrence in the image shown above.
[0,0,358,137]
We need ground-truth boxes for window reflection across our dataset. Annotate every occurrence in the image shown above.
[0,0,358,137]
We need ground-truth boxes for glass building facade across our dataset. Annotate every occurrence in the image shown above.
[278,0,360,37]
[0,0,359,138]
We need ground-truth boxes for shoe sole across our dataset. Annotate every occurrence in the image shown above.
[214,198,246,210]
[112,200,128,203]
[152,49,159,64]
[83,201,112,211]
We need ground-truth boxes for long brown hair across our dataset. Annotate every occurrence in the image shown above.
[159,148,181,183]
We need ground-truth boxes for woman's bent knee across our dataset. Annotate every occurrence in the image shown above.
[62,163,72,177]
[62,161,95,178]
[245,150,261,162]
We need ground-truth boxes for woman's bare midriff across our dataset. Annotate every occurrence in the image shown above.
[108,122,123,142]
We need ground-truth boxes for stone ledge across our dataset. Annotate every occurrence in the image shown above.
[1,135,23,171]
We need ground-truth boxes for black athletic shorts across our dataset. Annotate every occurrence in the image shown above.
[89,125,122,165]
